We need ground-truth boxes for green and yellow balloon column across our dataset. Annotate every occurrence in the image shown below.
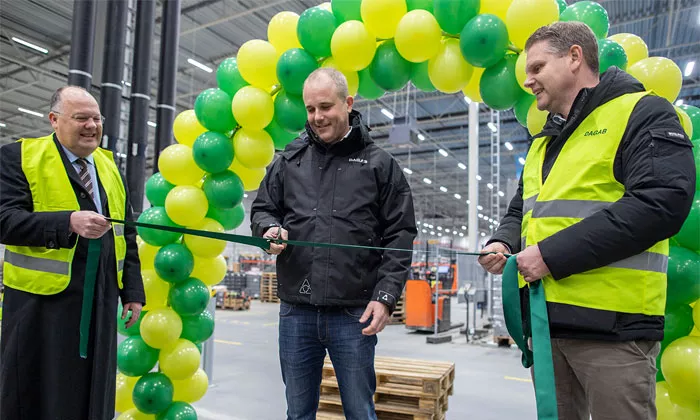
[113,0,697,418]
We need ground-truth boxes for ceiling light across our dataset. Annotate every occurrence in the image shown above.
[18,107,43,118]
[0,123,6,128]
[498,191,505,197]
[416,221,421,225]
[187,58,213,73]
[504,142,513,151]
[464,96,472,104]
[518,157,526,165]
[437,226,443,231]
[440,186,448,192]
[147,121,157,127]
[430,231,435,235]
[454,193,461,199]
[438,149,448,157]
[422,229,427,233]
[243,193,248,198]
[462,225,467,230]
[453,230,458,235]
[403,167,413,175]
[476,175,482,181]
[458,162,467,170]
[459,233,464,237]
[423,177,432,184]
[417,133,425,141]
[675,99,684,106]
[684,61,695,77]
[11,36,48,54]
[478,213,484,218]
[487,122,497,133]
[487,183,494,190]
[477,205,483,210]
[381,108,394,119]
[481,232,486,237]
[438,233,442,237]
[466,200,470,204]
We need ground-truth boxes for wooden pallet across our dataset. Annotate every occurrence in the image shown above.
[260,272,280,303]
[224,296,250,311]
[494,335,515,346]
[388,292,406,325]
[316,403,446,420]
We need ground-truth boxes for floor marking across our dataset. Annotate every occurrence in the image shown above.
[263,322,279,327]
[214,339,243,346]
[504,376,532,383]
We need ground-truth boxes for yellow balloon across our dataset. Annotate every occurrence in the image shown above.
[229,159,267,191]
[159,339,201,380]
[192,254,228,286]
[116,409,154,420]
[232,86,274,130]
[608,33,648,67]
[267,11,302,54]
[461,67,485,103]
[184,218,227,258]
[237,39,279,90]
[481,0,514,21]
[172,368,209,403]
[656,381,700,420]
[676,106,694,139]
[321,57,359,97]
[233,128,276,169]
[394,10,442,63]
[164,185,208,226]
[158,144,205,186]
[627,57,683,103]
[691,327,700,337]
[115,373,138,413]
[527,100,548,135]
[140,308,183,349]
[137,241,159,269]
[428,38,473,94]
[660,336,700,401]
[173,110,207,148]
[331,21,376,72]
[317,2,332,12]
[515,52,528,91]
[361,0,407,39]
[141,269,169,311]
[506,0,560,50]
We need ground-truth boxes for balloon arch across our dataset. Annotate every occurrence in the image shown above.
[115,0,700,418]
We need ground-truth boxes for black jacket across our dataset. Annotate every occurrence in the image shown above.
[490,67,696,341]
[250,111,417,312]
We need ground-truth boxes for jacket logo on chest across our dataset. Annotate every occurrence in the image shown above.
[348,158,368,164]
[584,128,608,136]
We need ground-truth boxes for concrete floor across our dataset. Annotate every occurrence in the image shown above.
[190,299,536,420]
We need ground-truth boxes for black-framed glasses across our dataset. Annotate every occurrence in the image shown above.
[51,111,105,125]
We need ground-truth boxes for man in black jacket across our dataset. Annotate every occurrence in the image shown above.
[251,68,417,420]
[479,23,695,419]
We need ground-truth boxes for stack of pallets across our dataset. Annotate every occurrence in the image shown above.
[387,291,406,325]
[260,272,280,303]
[223,293,251,311]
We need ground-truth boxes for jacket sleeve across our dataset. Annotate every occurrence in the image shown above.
[250,156,285,237]
[372,159,417,312]
[118,171,145,305]
[487,173,525,253]
[0,142,75,249]
[539,96,696,279]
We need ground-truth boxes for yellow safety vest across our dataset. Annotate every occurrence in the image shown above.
[3,134,127,295]
[520,91,668,316]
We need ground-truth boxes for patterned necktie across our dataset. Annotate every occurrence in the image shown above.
[77,158,94,199]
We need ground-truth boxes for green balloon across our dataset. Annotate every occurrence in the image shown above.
[560,1,609,39]
[369,40,411,92]
[277,48,319,96]
[133,372,174,415]
[194,88,237,133]
[514,93,535,126]
[459,14,509,68]
[274,91,308,133]
[193,131,235,174]
[331,0,362,23]
[666,246,700,310]
[673,191,700,252]
[154,243,194,284]
[598,38,627,73]
[169,278,210,316]
[407,0,433,13]
[433,0,480,35]
[145,173,174,207]
[661,304,694,352]
[358,68,385,100]
[117,336,159,377]
[206,204,245,230]
[556,0,567,14]
[265,118,299,151]
[480,54,523,111]
[693,139,700,187]
[216,57,249,98]
[180,310,215,343]
[202,170,244,209]
[410,61,436,92]
[117,305,147,337]
[137,207,181,246]
[157,402,198,420]
[298,8,337,58]
[678,105,700,140]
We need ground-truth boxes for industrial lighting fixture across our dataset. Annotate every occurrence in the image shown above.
[243,193,248,198]
[403,167,413,175]
[416,221,421,226]
[498,191,505,197]
[477,205,483,211]
[518,157,526,165]
[487,183,494,190]
[430,231,435,235]
[466,200,470,204]
[417,133,425,141]
[0,123,6,128]
[440,186,448,192]
[462,225,467,230]
[11,36,48,54]
[423,177,432,184]
[685,61,695,77]
[187,58,213,73]
[478,213,484,218]
[480,232,486,237]
[454,193,462,199]
[147,121,157,127]
[487,122,497,133]
[437,233,442,237]
[380,108,394,119]
[459,233,464,237]
[458,162,467,170]
[464,96,472,104]
[437,226,443,231]
[18,107,43,118]
[504,142,513,151]
[422,229,427,233]
[476,175,482,181]
[438,149,449,157]
[453,230,458,235]
[675,99,684,106]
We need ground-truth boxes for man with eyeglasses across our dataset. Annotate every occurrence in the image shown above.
[0,86,144,419]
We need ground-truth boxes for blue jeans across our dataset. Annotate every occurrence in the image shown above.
[278,301,378,420]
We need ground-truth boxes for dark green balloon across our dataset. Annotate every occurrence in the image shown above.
[459,14,509,68]
[410,61,436,92]
[556,0,567,14]
[277,48,319,96]
[369,40,411,92]
[358,68,385,100]
[514,93,535,127]
[145,173,174,207]
[154,243,194,284]
[194,88,237,133]
[678,105,700,140]
[117,336,159,377]
[180,310,215,343]
[265,118,299,151]
[672,191,700,252]
[274,92,307,133]
[331,0,362,23]
[133,372,174,415]
[598,38,627,73]
[117,305,147,337]
[433,0,480,35]
[202,170,245,209]
[661,304,694,352]
[157,402,198,420]
[169,278,210,316]
[137,207,181,247]
[216,57,249,98]
[407,0,433,13]
[666,246,700,310]
[480,54,523,111]
[298,8,337,58]
[560,1,609,39]
[193,131,235,174]
[207,204,245,231]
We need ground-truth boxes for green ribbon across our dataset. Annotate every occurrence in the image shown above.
[502,256,558,420]
[79,238,101,359]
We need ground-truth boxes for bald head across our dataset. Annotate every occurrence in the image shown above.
[49,86,103,157]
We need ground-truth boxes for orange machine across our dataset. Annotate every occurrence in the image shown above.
[404,279,453,333]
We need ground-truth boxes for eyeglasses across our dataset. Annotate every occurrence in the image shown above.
[51,111,105,125]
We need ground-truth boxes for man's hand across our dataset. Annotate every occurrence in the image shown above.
[478,242,510,274]
[122,302,143,329]
[360,301,390,336]
[517,245,550,283]
[263,226,288,255]
[70,211,111,239]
